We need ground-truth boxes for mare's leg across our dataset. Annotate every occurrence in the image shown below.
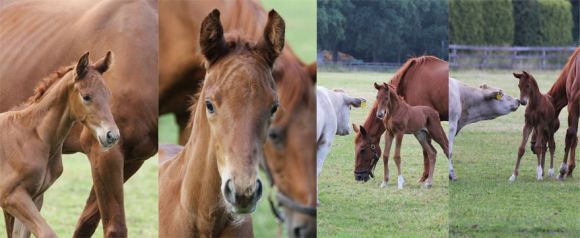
[393,132,404,189]
[510,124,532,181]
[2,190,55,238]
[74,159,145,237]
[380,133,394,188]
[415,131,435,188]
[561,101,579,178]
[12,195,42,238]
[419,149,429,183]
[548,135,556,177]
[4,210,14,238]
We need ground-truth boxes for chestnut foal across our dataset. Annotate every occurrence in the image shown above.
[0,52,118,238]
[510,71,559,181]
[158,10,284,237]
[372,83,449,188]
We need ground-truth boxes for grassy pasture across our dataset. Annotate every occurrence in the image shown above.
[449,70,580,237]
[317,71,450,237]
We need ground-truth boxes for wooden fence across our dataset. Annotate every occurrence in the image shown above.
[317,62,402,72]
[449,45,577,70]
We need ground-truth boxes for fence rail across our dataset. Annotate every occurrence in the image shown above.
[449,44,577,70]
[317,62,402,72]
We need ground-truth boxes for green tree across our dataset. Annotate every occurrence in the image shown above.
[513,0,541,46]
[317,0,353,62]
[450,0,485,44]
[538,0,573,45]
[482,0,514,45]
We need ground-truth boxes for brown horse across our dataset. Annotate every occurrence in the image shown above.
[545,47,580,178]
[0,1,158,236]
[158,9,283,237]
[352,56,453,187]
[358,83,448,188]
[0,52,118,238]
[510,71,559,181]
[159,1,316,236]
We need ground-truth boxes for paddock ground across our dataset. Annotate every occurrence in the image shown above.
[450,70,580,237]
[317,71,450,237]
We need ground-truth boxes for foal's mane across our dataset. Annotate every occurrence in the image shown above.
[388,55,441,95]
[25,65,75,105]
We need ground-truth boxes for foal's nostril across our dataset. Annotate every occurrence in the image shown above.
[255,179,263,199]
[224,179,235,204]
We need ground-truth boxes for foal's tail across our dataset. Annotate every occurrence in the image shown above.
[426,109,450,159]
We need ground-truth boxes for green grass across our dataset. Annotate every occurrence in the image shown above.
[449,70,580,237]
[159,0,315,236]
[317,71,450,237]
[0,153,158,237]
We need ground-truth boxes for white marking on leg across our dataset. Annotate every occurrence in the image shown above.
[509,174,516,182]
[397,175,405,189]
[548,168,554,177]
[379,180,388,188]
[537,165,543,180]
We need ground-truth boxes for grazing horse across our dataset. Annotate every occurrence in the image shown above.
[352,56,453,187]
[545,47,580,178]
[0,1,158,236]
[360,83,448,188]
[509,71,559,181]
[159,1,317,236]
[0,52,119,238]
[158,10,283,237]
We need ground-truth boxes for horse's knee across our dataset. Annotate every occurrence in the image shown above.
[566,128,577,142]
[393,155,401,162]
[534,143,543,154]
[518,146,525,157]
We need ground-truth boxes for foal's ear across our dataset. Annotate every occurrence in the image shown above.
[513,72,523,79]
[307,62,316,85]
[94,51,114,74]
[260,10,285,66]
[200,9,228,66]
[76,52,90,79]
[373,82,381,90]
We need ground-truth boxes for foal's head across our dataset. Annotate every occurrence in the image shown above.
[513,71,538,106]
[374,82,399,120]
[70,52,119,149]
[198,9,283,214]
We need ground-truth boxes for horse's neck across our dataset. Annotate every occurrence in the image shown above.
[177,106,232,232]
[528,82,544,108]
[548,70,571,116]
[19,76,74,150]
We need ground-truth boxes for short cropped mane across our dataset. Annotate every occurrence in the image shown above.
[548,48,580,99]
[26,65,75,105]
[389,55,442,95]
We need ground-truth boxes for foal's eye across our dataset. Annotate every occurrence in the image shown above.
[82,95,92,102]
[205,100,215,114]
[271,103,278,116]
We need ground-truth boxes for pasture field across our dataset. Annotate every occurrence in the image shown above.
[450,70,580,237]
[159,0,315,236]
[317,71,450,237]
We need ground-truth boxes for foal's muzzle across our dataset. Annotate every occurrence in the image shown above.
[223,179,263,214]
[97,128,120,148]
[354,172,371,182]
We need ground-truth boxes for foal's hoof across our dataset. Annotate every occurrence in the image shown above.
[449,174,458,181]
[557,174,566,180]
[379,181,388,189]
[397,175,405,190]
[548,168,554,177]
[423,183,432,189]
[509,174,516,182]
[537,175,543,181]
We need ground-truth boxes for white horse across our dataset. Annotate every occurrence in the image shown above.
[316,86,365,179]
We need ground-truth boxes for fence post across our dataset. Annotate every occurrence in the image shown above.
[541,50,546,70]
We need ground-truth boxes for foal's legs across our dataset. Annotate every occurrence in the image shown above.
[393,132,405,189]
[380,133,394,188]
[510,124,532,181]
[548,135,556,177]
[534,130,546,180]
[4,210,14,238]
[2,190,56,238]
[12,195,43,238]
[415,131,436,188]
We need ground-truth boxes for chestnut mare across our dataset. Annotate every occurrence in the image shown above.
[366,83,448,188]
[0,52,118,238]
[352,56,454,187]
[545,47,580,178]
[510,71,559,181]
[158,10,282,237]
[0,1,158,236]
[159,1,316,236]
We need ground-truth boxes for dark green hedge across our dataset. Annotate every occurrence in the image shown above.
[537,0,573,45]
[450,0,484,44]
